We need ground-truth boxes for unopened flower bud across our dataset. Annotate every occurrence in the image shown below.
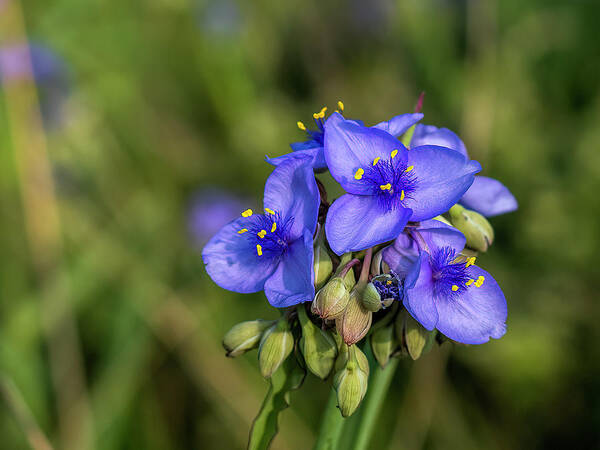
[223,319,275,357]
[298,306,337,379]
[333,345,369,417]
[395,309,436,360]
[336,287,372,345]
[312,277,350,320]
[370,324,396,368]
[449,204,494,252]
[361,282,382,312]
[313,226,333,290]
[258,318,294,378]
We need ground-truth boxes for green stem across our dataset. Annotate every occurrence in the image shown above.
[350,356,400,450]
[313,387,345,450]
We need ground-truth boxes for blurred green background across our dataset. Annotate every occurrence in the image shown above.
[1,0,600,449]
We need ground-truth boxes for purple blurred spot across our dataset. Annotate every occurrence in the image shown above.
[188,189,251,247]
[0,42,70,128]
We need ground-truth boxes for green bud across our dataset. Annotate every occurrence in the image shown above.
[298,306,337,379]
[333,345,369,417]
[258,318,294,378]
[395,309,437,360]
[223,319,275,357]
[449,204,494,252]
[361,282,382,312]
[311,277,350,320]
[370,324,396,368]
[313,226,333,290]
[336,253,357,291]
[336,287,373,345]
[334,342,369,374]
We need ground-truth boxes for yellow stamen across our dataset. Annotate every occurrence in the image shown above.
[372,157,381,166]
[271,222,277,232]
[354,168,364,180]
[400,190,405,200]
[264,208,275,215]
[297,121,306,131]
[405,165,414,172]
[256,244,263,256]
[257,230,267,239]
[313,106,327,119]
[474,275,485,287]
[465,256,476,267]
[452,285,459,292]
[241,209,253,217]
[237,228,248,234]
[386,280,392,285]
[337,100,344,111]
[466,279,474,286]
[380,183,392,191]
[391,149,398,159]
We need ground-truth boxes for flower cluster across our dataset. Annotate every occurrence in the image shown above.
[202,98,516,419]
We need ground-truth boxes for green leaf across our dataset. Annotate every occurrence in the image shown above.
[247,353,306,450]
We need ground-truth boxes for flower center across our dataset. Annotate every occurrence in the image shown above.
[237,209,291,259]
[429,247,483,298]
[372,273,402,302]
[355,152,418,210]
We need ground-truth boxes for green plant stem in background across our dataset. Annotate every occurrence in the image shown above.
[313,387,345,450]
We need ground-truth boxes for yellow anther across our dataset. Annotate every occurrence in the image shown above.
[256,244,263,256]
[380,183,392,191]
[386,280,392,285]
[313,112,320,119]
[237,228,248,234]
[241,209,253,217]
[354,168,364,180]
[465,257,476,267]
[474,275,485,287]
[372,157,381,166]
[319,106,328,115]
[265,208,275,215]
[297,121,306,131]
[466,279,474,286]
[400,190,405,200]
[337,100,344,111]
[391,149,398,159]
[257,230,267,239]
[271,222,277,233]
[452,285,459,292]
[405,165,414,172]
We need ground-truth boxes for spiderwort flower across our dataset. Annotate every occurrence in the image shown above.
[385,219,507,344]
[202,156,320,307]
[411,124,517,217]
[324,113,481,255]
[266,102,424,170]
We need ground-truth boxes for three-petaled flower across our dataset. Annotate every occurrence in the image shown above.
[323,112,482,255]
[202,156,320,307]
[384,219,507,344]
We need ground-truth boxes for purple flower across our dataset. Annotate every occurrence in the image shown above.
[188,189,248,247]
[0,42,70,128]
[266,104,424,170]
[384,219,507,344]
[411,124,517,217]
[202,156,320,308]
[323,112,481,255]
